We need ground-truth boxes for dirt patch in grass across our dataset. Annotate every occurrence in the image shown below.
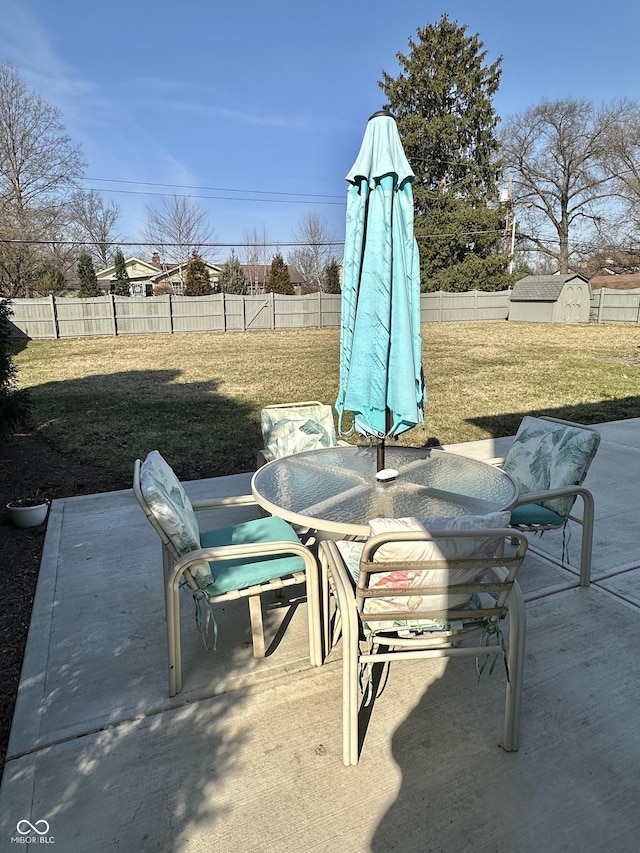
[603,351,640,366]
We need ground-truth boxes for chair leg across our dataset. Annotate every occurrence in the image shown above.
[579,491,595,587]
[502,583,526,751]
[302,553,322,667]
[343,609,359,766]
[321,560,331,659]
[166,576,182,697]
[248,594,266,658]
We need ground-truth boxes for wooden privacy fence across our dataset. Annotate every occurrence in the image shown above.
[6,289,512,339]
[590,287,640,323]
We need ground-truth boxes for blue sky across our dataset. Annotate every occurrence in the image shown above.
[2,0,639,260]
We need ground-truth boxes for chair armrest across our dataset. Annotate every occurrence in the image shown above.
[256,449,274,468]
[168,539,316,591]
[318,540,358,605]
[513,484,592,507]
[191,494,257,512]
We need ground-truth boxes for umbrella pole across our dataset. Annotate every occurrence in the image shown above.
[376,408,391,472]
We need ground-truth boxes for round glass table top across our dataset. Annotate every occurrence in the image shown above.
[251,445,518,538]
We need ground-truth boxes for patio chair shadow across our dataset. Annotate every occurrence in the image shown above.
[4,514,316,848]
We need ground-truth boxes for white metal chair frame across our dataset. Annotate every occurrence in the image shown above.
[134,459,322,696]
[498,416,600,587]
[319,528,528,766]
[257,400,348,468]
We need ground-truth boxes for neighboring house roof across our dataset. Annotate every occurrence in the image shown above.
[96,257,159,283]
[149,261,222,284]
[510,274,590,302]
[590,273,640,291]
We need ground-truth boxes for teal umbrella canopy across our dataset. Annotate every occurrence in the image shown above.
[336,112,425,461]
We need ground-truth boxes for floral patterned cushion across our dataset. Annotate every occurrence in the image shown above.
[336,512,511,634]
[261,403,337,460]
[140,450,212,588]
[503,416,599,517]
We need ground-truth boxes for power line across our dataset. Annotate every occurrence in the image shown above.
[81,185,346,206]
[83,176,345,201]
[0,237,346,248]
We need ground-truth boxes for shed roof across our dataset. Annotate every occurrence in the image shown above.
[510,274,589,302]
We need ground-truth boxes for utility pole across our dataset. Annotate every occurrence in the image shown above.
[501,177,516,274]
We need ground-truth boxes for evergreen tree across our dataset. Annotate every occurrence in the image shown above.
[77,251,101,297]
[265,253,293,295]
[36,262,66,296]
[184,250,212,296]
[0,299,29,431]
[380,15,509,291]
[112,248,131,296]
[324,259,341,294]
[219,249,248,294]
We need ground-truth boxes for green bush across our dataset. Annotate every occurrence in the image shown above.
[0,299,30,431]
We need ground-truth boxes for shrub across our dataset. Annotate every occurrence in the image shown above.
[0,299,30,432]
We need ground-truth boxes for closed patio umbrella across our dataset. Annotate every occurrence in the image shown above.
[335,110,425,471]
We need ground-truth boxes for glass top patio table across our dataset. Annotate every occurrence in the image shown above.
[251,445,518,539]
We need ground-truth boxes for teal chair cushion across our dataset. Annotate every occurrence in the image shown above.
[510,503,565,527]
[200,516,306,595]
[141,451,305,591]
[504,416,599,518]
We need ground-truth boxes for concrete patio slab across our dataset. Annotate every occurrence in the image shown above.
[1,420,639,852]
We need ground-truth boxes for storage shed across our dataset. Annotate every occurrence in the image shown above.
[509,274,591,323]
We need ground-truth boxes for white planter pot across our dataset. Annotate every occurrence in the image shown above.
[6,502,49,528]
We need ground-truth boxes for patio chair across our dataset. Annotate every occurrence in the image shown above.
[257,400,346,467]
[133,450,322,696]
[318,512,528,765]
[501,416,601,587]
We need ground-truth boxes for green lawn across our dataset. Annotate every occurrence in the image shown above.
[12,322,640,480]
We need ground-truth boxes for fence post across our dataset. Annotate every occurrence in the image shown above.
[49,294,59,339]
[270,292,275,330]
[167,295,174,333]
[109,293,117,335]
[597,288,604,323]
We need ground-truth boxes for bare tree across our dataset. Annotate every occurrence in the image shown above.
[241,226,274,294]
[141,194,214,288]
[70,190,121,270]
[0,63,85,296]
[500,98,626,273]
[601,101,640,240]
[288,212,337,292]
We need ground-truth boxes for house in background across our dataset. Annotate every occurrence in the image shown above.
[589,272,640,291]
[239,264,303,294]
[96,253,222,296]
[96,257,159,296]
[508,274,592,323]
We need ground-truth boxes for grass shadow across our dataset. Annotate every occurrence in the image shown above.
[23,368,263,480]
[467,396,640,439]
